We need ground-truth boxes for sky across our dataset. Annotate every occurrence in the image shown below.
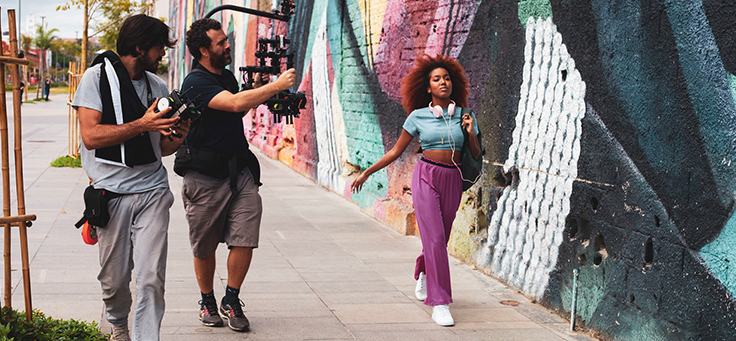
[0,0,85,40]
[0,0,170,41]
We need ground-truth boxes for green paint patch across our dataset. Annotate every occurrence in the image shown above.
[699,211,736,296]
[518,0,553,27]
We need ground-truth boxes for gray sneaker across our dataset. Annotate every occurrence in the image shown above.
[219,298,250,332]
[110,325,130,341]
[199,299,224,327]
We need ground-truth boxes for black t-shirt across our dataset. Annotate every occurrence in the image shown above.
[181,64,249,157]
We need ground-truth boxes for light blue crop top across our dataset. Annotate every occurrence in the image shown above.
[402,107,480,151]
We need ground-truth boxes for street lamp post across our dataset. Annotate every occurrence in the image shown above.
[37,16,45,99]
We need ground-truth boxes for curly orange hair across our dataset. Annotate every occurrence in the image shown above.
[400,54,469,115]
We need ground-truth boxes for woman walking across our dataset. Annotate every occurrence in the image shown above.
[350,54,481,326]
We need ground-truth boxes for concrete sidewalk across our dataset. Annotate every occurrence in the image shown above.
[1,93,595,340]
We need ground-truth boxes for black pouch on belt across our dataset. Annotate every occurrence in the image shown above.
[75,185,120,228]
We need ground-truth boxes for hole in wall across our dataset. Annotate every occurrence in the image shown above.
[561,69,568,81]
[595,233,606,252]
[655,215,660,227]
[593,253,603,266]
[525,201,528,213]
[578,253,587,266]
[630,294,635,303]
[535,218,538,229]
[645,237,654,267]
[579,218,591,243]
[594,234,607,265]
[567,217,579,240]
[591,197,599,212]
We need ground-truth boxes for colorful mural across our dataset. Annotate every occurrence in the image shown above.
[168,0,736,339]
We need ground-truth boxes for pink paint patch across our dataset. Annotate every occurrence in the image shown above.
[375,0,415,103]
[344,182,354,200]
[372,196,390,220]
[424,0,480,58]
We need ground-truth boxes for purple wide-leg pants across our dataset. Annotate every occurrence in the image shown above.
[412,158,463,306]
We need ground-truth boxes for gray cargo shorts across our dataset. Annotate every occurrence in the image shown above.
[182,167,262,258]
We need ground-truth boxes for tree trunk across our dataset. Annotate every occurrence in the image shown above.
[81,0,89,71]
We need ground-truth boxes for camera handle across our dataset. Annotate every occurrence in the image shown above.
[203,0,295,22]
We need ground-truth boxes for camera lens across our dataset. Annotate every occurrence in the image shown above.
[157,97,170,113]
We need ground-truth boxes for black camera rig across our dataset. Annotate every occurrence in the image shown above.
[205,0,306,124]
[155,87,202,122]
[239,36,306,124]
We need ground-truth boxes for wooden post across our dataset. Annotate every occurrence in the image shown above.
[67,61,82,157]
[8,9,33,322]
[0,7,11,312]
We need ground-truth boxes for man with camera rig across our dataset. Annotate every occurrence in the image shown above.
[176,18,295,332]
[72,15,188,341]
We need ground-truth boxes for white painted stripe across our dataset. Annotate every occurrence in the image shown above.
[479,17,586,299]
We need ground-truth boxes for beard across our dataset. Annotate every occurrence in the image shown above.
[139,53,161,73]
[210,48,232,70]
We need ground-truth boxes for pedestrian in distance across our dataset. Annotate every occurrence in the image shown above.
[18,81,24,104]
[350,54,481,327]
[44,77,51,101]
[72,14,186,341]
[176,18,296,332]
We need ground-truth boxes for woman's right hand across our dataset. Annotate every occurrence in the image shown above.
[351,172,370,194]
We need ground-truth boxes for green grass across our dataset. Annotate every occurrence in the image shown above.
[0,306,108,341]
[50,155,82,168]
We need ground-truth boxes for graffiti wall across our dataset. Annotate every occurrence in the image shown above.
[168,0,736,339]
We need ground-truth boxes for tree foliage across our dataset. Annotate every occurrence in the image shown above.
[20,34,32,54]
[33,25,59,51]
[57,0,152,67]
[97,0,153,51]
[33,25,60,78]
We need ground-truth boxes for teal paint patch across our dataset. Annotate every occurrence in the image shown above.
[327,0,345,84]
[518,0,553,27]
[700,213,736,297]
[302,0,330,80]
[665,0,736,207]
[560,265,606,323]
[226,16,234,72]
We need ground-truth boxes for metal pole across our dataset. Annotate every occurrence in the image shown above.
[39,16,44,98]
[570,268,579,331]
[17,0,20,43]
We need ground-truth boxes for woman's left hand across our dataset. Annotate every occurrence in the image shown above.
[462,113,474,134]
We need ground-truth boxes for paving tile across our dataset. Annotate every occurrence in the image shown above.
[452,327,566,340]
[307,280,399,293]
[330,303,431,324]
[319,291,415,305]
[450,307,533,323]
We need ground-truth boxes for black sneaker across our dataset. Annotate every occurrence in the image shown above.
[199,299,223,327]
[219,297,250,332]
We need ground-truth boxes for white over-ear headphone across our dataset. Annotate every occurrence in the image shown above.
[429,100,455,118]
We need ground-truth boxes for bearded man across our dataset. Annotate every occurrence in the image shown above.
[174,18,295,332]
[72,14,188,341]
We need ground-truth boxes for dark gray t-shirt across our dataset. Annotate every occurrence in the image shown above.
[72,64,170,194]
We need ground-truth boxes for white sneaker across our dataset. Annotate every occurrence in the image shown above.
[415,272,427,301]
[432,304,454,326]
[111,325,131,341]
